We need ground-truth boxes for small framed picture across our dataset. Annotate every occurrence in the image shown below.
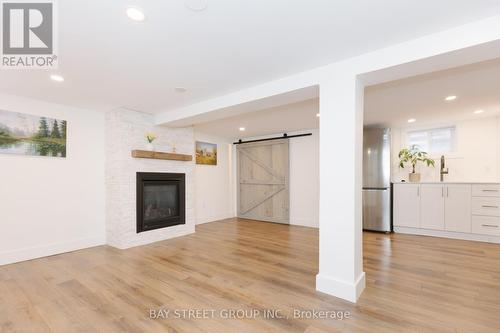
[195,141,217,165]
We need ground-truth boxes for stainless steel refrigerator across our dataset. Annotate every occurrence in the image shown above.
[362,128,392,232]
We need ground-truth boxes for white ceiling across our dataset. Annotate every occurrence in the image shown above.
[364,58,500,127]
[1,1,500,113]
[166,85,319,127]
[195,57,500,138]
[195,98,319,139]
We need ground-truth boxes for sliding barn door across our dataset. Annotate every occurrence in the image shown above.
[237,139,289,224]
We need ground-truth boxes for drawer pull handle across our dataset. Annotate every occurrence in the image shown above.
[482,205,499,208]
[481,224,499,228]
[482,189,499,192]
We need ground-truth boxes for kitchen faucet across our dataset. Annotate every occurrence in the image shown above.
[440,155,449,182]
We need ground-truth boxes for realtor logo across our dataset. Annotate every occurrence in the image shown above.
[1,0,57,68]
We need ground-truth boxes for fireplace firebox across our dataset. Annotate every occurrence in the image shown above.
[137,172,185,233]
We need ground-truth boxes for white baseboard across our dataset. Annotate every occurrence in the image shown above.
[196,212,235,225]
[0,235,106,266]
[394,226,500,244]
[316,272,366,303]
[290,215,319,228]
[289,217,319,228]
[195,214,319,228]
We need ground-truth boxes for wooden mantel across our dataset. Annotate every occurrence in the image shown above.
[131,150,193,162]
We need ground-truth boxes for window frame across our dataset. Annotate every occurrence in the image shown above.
[404,125,457,155]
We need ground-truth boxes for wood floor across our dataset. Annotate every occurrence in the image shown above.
[1,218,499,332]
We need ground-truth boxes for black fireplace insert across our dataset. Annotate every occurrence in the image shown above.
[137,172,185,233]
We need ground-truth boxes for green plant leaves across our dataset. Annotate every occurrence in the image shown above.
[398,145,435,170]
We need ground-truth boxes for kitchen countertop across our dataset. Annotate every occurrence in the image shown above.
[392,181,500,184]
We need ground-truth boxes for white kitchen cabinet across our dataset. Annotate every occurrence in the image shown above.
[471,216,500,236]
[420,184,445,230]
[394,184,420,228]
[394,182,500,244]
[471,197,500,217]
[444,184,472,232]
[472,184,500,197]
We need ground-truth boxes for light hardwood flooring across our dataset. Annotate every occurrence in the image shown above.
[1,218,499,332]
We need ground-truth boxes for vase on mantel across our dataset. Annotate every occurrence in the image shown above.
[145,133,157,152]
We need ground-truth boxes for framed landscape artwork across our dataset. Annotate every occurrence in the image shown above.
[195,141,217,165]
[0,110,67,158]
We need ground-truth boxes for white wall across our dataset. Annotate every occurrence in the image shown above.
[290,130,319,227]
[230,129,319,228]
[392,116,500,182]
[194,133,235,224]
[497,117,500,179]
[0,94,105,265]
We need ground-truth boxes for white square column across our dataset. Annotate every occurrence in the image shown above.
[316,71,365,302]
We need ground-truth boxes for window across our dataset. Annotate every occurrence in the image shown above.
[406,126,456,153]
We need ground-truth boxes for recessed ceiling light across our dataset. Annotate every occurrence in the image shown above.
[185,0,208,11]
[474,109,484,114]
[239,127,246,131]
[174,87,187,93]
[50,74,64,82]
[316,113,320,117]
[445,95,457,101]
[126,7,145,21]
[407,118,416,123]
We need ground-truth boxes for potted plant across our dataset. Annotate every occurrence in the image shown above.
[145,132,157,151]
[398,145,435,182]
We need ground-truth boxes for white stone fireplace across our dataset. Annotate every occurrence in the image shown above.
[105,109,195,249]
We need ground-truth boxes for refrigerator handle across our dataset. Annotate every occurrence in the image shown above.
[417,186,420,197]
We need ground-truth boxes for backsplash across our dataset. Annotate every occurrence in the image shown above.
[391,116,500,183]
[392,156,498,183]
